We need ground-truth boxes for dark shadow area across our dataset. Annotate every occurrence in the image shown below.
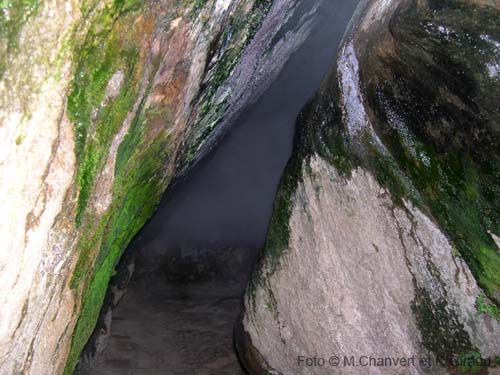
[131,0,359,267]
[86,0,361,373]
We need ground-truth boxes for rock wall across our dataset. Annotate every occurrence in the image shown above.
[239,0,500,373]
[0,0,317,373]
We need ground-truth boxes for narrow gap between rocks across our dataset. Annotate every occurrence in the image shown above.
[81,1,360,374]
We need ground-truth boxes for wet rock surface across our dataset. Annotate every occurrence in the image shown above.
[2,0,500,374]
[240,0,500,374]
[76,0,359,372]
[0,0,319,373]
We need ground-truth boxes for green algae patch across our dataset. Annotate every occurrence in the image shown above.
[64,135,171,375]
[65,106,173,374]
[359,2,500,305]
[65,19,175,367]
[68,0,147,288]
[67,0,143,225]
[476,294,500,323]
[63,2,172,373]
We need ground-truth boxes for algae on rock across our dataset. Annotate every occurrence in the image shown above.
[240,1,500,374]
[0,0,317,373]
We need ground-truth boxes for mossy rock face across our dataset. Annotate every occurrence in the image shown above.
[286,0,500,302]
[359,1,500,304]
[252,0,500,364]
[63,0,278,373]
[68,1,144,226]
[63,3,164,373]
[0,0,287,372]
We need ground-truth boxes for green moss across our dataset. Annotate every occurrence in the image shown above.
[67,0,143,225]
[68,0,145,287]
[64,255,112,375]
[457,351,484,374]
[63,0,280,371]
[258,0,500,354]
[65,0,276,370]
[63,2,170,373]
[262,152,302,264]
[476,293,500,323]
[65,63,173,371]
[65,117,172,375]
[359,2,500,305]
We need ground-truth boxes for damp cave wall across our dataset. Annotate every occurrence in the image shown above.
[0,0,317,373]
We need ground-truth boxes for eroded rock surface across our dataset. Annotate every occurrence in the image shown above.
[0,0,318,374]
[239,0,500,373]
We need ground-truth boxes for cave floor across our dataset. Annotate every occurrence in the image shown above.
[93,274,246,375]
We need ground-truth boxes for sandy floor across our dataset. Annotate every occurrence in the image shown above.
[93,274,247,375]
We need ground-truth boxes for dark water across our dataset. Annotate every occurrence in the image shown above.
[91,1,360,374]
[132,0,360,272]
